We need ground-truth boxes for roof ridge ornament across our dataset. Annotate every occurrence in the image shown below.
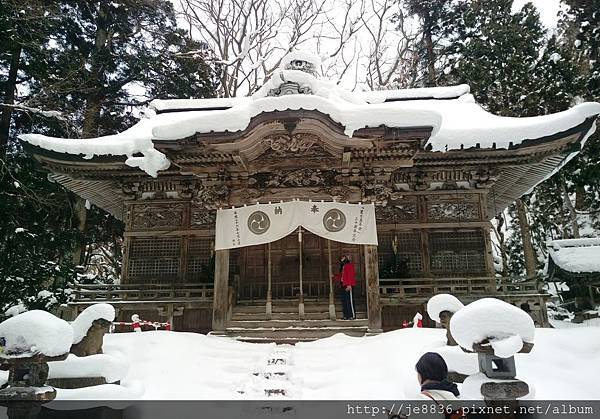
[266,51,321,97]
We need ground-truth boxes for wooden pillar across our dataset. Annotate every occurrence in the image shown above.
[266,242,272,319]
[364,244,382,333]
[327,239,336,320]
[298,227,305,319]
[212,249,230,332]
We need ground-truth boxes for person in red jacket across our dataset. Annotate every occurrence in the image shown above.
[339,254,356,320]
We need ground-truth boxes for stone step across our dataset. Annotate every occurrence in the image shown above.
[230,311,367,321]
[228,318,369,329]
[223,325,368,341]
[233,303,366,314]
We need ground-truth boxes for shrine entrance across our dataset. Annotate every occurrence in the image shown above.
[234,228,366,303]
[211,201,382,337]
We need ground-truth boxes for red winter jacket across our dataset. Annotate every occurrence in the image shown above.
[341,262,356,287]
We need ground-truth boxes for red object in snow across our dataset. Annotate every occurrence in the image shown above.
[416,319,423,328]
[402,320,409,328]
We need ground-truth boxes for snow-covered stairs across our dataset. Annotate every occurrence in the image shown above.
[221,300,369,344]
[237,345,297,398]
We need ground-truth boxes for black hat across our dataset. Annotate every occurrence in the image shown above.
[415,352,448,382]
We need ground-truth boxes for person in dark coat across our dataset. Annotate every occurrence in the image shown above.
[339,255,356,320]
[415,352,460,401]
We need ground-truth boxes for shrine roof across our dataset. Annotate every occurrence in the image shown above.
[19,51,600,179]
[546,238,600,277]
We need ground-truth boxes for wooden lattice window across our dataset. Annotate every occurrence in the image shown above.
[127,237,181,283]
[378,231,423,278]
[429,230,486,276]
[187,237,213,277]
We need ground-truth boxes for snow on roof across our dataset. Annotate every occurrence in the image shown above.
[150,97,248,113]
[71,303,115,345]
[426,293,465,323]
[359,84,470,103]
[450,298,535,358]
[18,50,600,177]
[547,238,600,274]
[0,310,73,358]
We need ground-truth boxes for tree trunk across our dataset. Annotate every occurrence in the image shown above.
[71,196,88,266]
[74,4,111,267]
[495,214,508,276]
[561,175,580,238]
[424,25,436,87]
[516,198,537,278]
[575,184,585,211]
[0,45,22,157]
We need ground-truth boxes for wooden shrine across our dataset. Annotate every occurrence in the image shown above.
[20,52,600,341]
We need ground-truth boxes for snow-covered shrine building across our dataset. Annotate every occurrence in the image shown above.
[20,52,600,341]
[546,238,600,313]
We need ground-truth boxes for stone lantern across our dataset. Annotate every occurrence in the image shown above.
[467,340,534,400]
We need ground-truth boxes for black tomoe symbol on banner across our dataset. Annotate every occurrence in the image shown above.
[323,208,346,232]
[248,211,270,235]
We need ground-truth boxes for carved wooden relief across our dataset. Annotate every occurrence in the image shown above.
[192,185,230,210]
[426,195,481,222]
[362,183,403,206]
[375,202,418,222]
[130,203,184,230]
[249,169,337,189]
[191,207,216,228]
[427,202,480,221]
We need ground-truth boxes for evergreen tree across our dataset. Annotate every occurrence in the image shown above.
[447,0,545,116]
[401,0,466,86]
[0,0,217,317]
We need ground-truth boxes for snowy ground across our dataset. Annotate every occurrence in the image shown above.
[1,326,599,400]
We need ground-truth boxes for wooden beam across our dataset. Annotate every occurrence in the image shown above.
[364,244,382,333]
[212,249,230,332]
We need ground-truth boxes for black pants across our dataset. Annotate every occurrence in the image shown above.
[341,287,355,319]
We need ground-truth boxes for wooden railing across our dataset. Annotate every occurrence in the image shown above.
[379,277,543,300]
[379,277,495,299]
[496,278,542,294]
[71,282,214,302]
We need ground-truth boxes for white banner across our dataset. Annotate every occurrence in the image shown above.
[215,201,378,250]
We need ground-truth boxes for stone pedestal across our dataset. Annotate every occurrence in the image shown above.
[0,353,67,419]
[461,339,534,405]
[481,381,530,400]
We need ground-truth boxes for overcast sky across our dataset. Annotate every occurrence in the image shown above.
[512,0,563,28]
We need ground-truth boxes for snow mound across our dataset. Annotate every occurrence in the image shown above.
[546,237,600,273]
[4,303,27,317]
[71,303,115,345]
[54,382,144,401]
[49,353,128,383]
[490,334,524,358]
[0,310,73,357]
[427,294,465,323]
[449,298,535,357]
[434,345,479,375]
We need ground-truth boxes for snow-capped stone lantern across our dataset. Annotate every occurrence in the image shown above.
[450,298,535,400]
[427,294,464,346]
[0,310,72,408]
